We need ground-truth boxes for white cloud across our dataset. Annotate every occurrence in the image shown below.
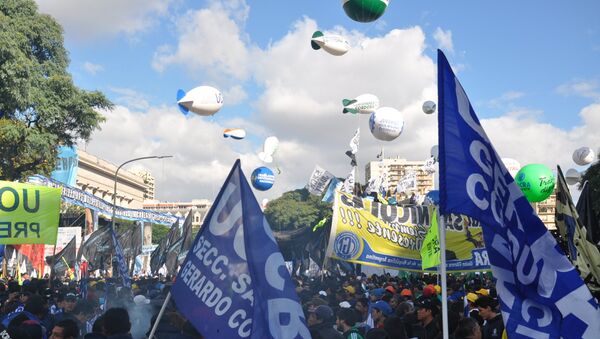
[556,79,600,100]
[486,90,525,108]
[108,87,151,111]
[151,1,254,83]
[433,27,453,54]
[83,3,600,203]
[36,0,175,42]
[82,62,104,75]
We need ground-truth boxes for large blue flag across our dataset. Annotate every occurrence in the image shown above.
[437,49,600,338]
[172,160,310,339]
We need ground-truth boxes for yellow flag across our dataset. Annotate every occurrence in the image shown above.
[421,208,441,270]
[0,181,61,244]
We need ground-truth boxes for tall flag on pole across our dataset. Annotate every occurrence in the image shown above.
[171,160,310,338]
[436,49,600,338]
[165,211,194,275]
[78,227,112,271]
[555,166,600,287]
[46,236,76,277]
[150,219,181,274]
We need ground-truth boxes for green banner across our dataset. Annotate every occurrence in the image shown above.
[0,181,61,244]
[421,209,440,269]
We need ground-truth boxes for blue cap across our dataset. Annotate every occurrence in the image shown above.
[372,300,393,316]
[370,288,385,298]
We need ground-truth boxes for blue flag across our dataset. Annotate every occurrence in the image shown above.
[110,226,131,289]
[437,49,600,338]
[172,160,310,339]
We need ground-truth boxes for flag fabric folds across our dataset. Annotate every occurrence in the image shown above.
[46,236,76,277]
[576,182,600,245]
[555,166,600,288]
[150,220,181,274]
[421,209,441,270]
[78,227,112,271]
[437,49,600,338]
[165,211,193,275]
[110,226,131,289]
[172,160,310,338]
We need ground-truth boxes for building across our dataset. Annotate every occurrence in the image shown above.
[75,149,150,209]
[533,191,557,230]
[143,199,213,233]
[365,157,435,197]
[133,169,156,200]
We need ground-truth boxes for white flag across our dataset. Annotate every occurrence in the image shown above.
[349,128,360,154]
[341,166,356,194]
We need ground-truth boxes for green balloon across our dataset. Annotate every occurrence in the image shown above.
[515,164,555,202]
[343,0,389,23]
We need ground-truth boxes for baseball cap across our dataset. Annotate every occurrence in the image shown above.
[133,295,150,305]
[372,300,393,316]
[466,293,479,303]
[476,288,489,296]
[423,285,436,297]
[370,288,385,298]
[344,286,356,295]
[416,297,438,315]
[385,286,396,294]
[339,301,352,308]
[400,289,412,297]
[318,290,327,298]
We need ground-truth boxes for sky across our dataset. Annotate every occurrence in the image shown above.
[35,0,600,203]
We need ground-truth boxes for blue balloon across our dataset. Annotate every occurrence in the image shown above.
[251,167,275,191]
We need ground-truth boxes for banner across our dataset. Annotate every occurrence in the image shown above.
[437,49,600,337]
[326,191,489,272]
[27,175,178,225]
[172,160,309,338]
[0,181,61,244]
[306,165,334,196]
[421,209,440,270]
[50,146,78,186]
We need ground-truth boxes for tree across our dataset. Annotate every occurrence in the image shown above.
[152,223,170,245]
[581,161,600,216]
[0,0,112,181]
[264,188,332,231]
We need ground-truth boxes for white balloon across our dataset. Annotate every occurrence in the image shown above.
[311,31,351,56]
[342,94,380,114]
[369,107,404,141]
[572,147,595,166]
[177,86,223,116]
[422,101,437,114]
[565,168,581,185]
[258,136,279,163]
[501,158,521,178]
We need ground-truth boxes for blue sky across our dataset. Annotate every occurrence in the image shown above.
[36,0,600,201]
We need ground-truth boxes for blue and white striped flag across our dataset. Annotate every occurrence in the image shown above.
[437,49,600,338]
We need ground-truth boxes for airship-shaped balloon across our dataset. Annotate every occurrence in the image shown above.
[572,147,595,166]
[369,107,404,141]
[501,158,521,178]
[223,128,246,140]
[258,136,279,163]
[251,167,275,191]
[342,94,380,114]
[176,86,223,116]
[311,31,351,56]
[422,101,437,114]
[565,168,581,185]
[343,0,389,23]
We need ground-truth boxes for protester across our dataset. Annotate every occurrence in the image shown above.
[308,304,343,339]
[50,319,79,339]
[102,308,132,339]
[336,307,364,339]
[474,296,504,339]
[415,297,440,339]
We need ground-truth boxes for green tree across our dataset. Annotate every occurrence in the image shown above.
[581,161,600,215]
[0,0,112,181]
[264,188,332,231]
[152,223,170,245]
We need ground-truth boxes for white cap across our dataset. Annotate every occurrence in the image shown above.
[133,295,150,305]
[318,290,327,297]
[339,301,351,308]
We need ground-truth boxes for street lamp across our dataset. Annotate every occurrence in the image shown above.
[111,155,173,230]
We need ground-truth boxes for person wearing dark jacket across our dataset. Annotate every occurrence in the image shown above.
[474,296,504,339]
[308,305,343,339]
[102,308,133,339]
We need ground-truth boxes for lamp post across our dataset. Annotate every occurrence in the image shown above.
[110,155,173,230]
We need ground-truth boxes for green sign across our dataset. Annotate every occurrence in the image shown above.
[0,181,61,244]
[421,208,441,270]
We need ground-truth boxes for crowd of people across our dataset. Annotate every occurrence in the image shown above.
[0,270,506,339]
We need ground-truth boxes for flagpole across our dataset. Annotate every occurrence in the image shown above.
[149,291,171,339]
[438,210,449,339]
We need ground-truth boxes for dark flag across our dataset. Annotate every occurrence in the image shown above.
[555,167,600,287]
[171,160,309,338]
[150,220,181,274]
[78,227,113,271]
[46,236,76,276]
[576,182,600,245]
[117,225,142,274]
[165,211,193,275]
[437,49,599,336]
